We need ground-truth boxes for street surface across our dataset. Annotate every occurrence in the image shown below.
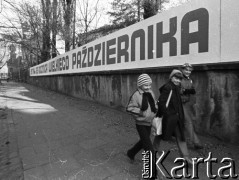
[0,81,239,180]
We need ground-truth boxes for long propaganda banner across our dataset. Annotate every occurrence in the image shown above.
[30,0,239,76]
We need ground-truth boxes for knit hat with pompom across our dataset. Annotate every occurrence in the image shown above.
[137,74,152,87]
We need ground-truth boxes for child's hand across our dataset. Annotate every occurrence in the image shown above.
[139,110,146,117]
[139,110,144,116]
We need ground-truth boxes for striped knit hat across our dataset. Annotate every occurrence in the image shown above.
[137,74,152,87]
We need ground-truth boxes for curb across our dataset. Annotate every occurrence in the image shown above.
[0,107,24,179]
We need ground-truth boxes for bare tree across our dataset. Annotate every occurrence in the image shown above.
[0,40,8,68]
[1,0,63,65]
[0,41,8,83]
[51,0,59,57]
[76,0,101,45]
[19,4,43,65]
[137,0,141,22]
[78,0,100,33]
[41,0,51,62]
[0,3,42,67]
[60,0,74,52]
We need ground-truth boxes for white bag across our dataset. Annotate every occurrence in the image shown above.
[152,117,162,135]
[152,89,172,136]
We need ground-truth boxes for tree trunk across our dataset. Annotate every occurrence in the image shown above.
[62,0,73,52]
[52,0,58,58]
[137,0,140,21]
[41,0,51,62]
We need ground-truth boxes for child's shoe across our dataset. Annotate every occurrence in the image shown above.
[126,150,135,164]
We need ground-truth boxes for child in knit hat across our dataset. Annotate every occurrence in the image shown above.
[126,73,157,179]
[180,63,203,149]
[153,69,193,166]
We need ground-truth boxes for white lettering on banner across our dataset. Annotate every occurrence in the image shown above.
[30,0,224,77]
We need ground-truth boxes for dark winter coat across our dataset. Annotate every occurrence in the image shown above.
[156,81,185,141]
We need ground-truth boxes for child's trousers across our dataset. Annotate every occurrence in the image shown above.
[128,125,154,157]
[183,103,201,146]
[153,124,189,157]
[127,124,157,179]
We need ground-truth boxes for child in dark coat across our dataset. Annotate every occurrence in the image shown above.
[154,69,193,165]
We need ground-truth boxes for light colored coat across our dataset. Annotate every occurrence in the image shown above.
[126,88,156,126]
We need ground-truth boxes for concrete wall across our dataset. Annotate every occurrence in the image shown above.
[28,64,239,143]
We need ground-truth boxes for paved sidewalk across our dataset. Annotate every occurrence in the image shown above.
[0,82,144,180]
[0,84,24,179]
[1,82,239,180]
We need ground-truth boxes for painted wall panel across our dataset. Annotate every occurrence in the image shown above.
[28,69,239,143]
[221,0,239,62]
